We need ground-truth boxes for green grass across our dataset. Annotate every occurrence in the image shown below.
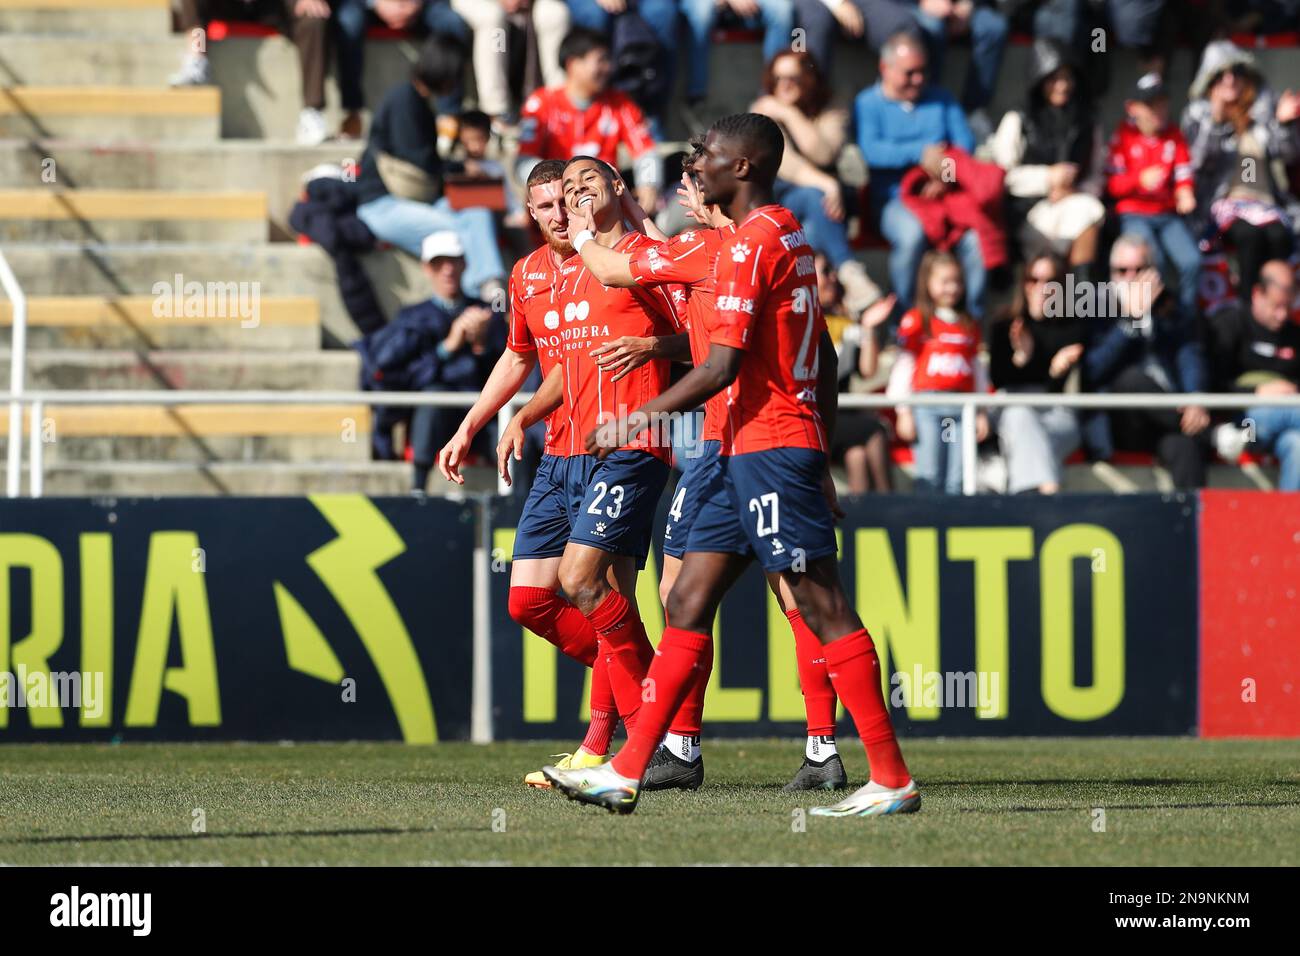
[1,739,1298,865]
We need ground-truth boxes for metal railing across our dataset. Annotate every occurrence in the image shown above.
[3,389,1300,498]
[0,252,27,499]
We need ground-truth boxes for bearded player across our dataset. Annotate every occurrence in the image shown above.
[545,114,920,817]
[565,159,881,792]
[437,159,635,787]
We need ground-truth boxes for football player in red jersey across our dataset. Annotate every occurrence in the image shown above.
[565,161,856,792]
[545,114,920,817]
[529,155,687,775]
[437,159,629,787]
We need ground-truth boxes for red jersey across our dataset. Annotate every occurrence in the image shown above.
[557,231,686,461]
[897,308,981,393]
[518,87,655,167]
[1105,120,1194,216]
[708,205,827,456]
[506,244,571,456]
[627,224,737,443]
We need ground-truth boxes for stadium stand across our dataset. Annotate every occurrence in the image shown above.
[1,0,1298,494]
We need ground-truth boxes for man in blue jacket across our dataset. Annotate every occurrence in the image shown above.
[356,230,507,489]
[1082,233,1211,489]
[854,31,984,318]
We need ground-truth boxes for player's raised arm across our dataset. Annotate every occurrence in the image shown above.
[438,346,536,484]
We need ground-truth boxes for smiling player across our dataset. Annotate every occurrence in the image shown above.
[545,114,920,817]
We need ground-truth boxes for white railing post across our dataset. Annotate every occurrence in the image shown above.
[470,493,494,743]
[961,400,978,495]
[0,252,26,499]
[29,399,43,499]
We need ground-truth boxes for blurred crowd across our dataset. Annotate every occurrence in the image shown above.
[187,1,1300,493]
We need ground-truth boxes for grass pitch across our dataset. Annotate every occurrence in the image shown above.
[2,738,1298,866]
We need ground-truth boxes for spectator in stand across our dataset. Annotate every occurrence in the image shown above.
[892,250,989,494]
[1205,260,1300,489]
[682,0,794,112]
[1183,41,1300,303]
[452,109,527,226]
[1000,0,1087,52]
[855,32,984,319]
[517,27,661,214]
[1081,234,1211,489]
[563,0,679,128]
[355,36,508,301]
[171,0,332,145]
[356,231,507,489]
[750,51,881,315]
[991,38,1106,280]
[796,0,1007,134]
[1106,72,1201,316]
[335,0,571,138]
[1105,0,1227,79]
[987,252,1086,494]
[821,254,898,492]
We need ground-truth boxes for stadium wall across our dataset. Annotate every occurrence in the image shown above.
[0,492,1294,742]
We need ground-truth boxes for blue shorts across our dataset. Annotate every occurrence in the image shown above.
[686,448,838,573]
[663,439,722,559]
[512,453,582,561]
[567,450,670,568]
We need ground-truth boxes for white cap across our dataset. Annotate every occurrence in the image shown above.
[420,230,465,262]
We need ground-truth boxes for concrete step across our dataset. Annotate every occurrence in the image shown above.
[2,403,374,463]
[6,460,415,496]
[0,0,170,36]
[0,140,357,235]
[0,87,220,141]
[0,295,320,350]
[0,33,187,86]
[0,189,268,242]
[0,242,428,346]
[0,348,361,391]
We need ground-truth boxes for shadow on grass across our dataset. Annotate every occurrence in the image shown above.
[0,825,485,846]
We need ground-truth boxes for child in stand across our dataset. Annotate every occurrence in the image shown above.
[1105,72,1200,316]
[893,251,989,494]
[454,110,527,228]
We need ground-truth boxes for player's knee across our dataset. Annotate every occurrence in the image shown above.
[507,586,555,633]
[664,586,708,633]
[557,566,604,614]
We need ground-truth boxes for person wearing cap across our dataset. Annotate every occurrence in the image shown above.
[1182,39,1300,302]
[1105,71,1201,316]
[355,229,506,489]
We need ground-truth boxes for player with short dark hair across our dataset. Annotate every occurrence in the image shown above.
[566,150,849,792]
[545,114,919,817]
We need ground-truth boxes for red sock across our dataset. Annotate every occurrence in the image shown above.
[584,590,655,731]
[611,627,710,780]
[823,628,910,788]
[787,609,837,737]
[582,642,617,755]
[668,633,713,736]
[508,586,598,666]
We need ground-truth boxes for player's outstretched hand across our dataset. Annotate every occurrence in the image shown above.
[496,416,527,487]
[677,172,710,226]
[437,432,470,485]
[822,471,845,521]
[569,198,596,236]
[592,335,656,383]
